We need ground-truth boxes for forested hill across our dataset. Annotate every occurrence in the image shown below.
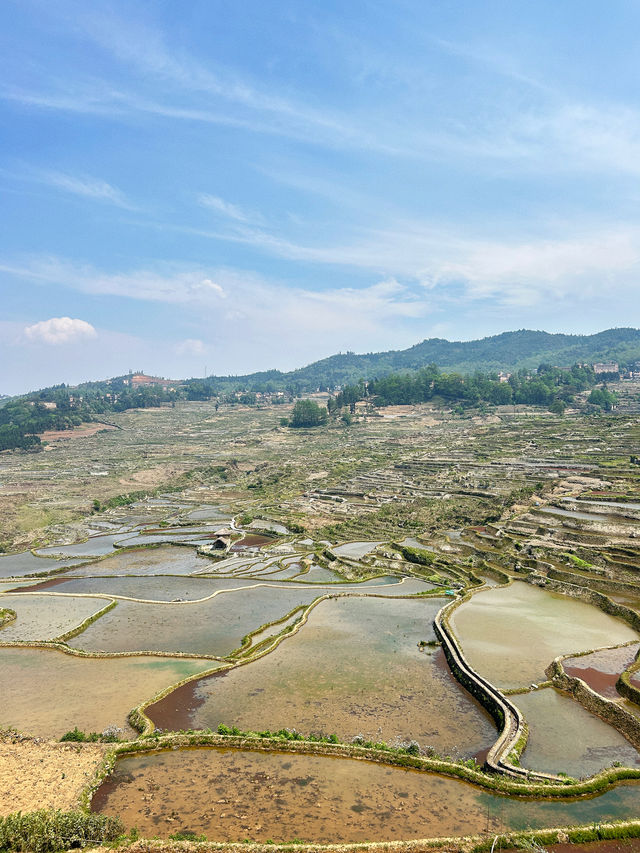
[207,327,640,391]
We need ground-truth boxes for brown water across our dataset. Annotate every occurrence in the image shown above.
[149,596,497,758]
[565,645,640,698]
[0,647,213,739]
[451,582,638,688]
[92,747,640,842]
[0,593,109,641]
[513,688,640,777]
[66,586,330,656]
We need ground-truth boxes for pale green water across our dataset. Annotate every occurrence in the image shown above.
[0,647,213,739]
[514,688,640,777]
[451,582,638,688]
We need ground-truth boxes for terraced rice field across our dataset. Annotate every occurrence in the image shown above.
[2,398,640,844]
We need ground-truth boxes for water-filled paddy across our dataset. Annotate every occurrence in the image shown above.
[513,688,640,777]
[66,586,329,656]
[333,541,382,558]
[0,593,109,641]
[62,545,214,577]
[450,582,638,688]
[25,575,264,602]
[34,534,136,558]
[0,551,89,579]
[149,596,496,757]
[248,519,290,534]
[564,644,640,698]
[300,565,345,582]
[0,647,213,739]
[536,506,621,522]
[92,747,640,842]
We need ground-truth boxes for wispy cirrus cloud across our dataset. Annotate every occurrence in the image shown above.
[168,213,640,307]
[42,170,134,207]
[0,164,135,208]
[198,194,263,225]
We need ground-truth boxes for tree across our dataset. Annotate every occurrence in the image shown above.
[289,399,328,428]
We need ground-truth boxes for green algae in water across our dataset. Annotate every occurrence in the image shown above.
[0,647,214,739]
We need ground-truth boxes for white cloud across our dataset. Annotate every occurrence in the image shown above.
[0,259,228,305]
[174,338,207,357]
[24,316,97,345]
[198,278,226,297]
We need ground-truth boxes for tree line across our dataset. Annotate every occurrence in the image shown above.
[328,363,618,415]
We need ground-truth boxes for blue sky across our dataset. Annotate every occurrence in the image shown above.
[2,0,640,394]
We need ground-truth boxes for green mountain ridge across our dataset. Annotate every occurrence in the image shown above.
[209,327,640,391]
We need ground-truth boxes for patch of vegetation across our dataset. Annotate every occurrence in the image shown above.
[288,400,328,428]
[0,809,123,853]
[60,727,122,743]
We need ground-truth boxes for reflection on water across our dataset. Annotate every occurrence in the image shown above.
[333,541,382,558]
[67,586,328,655]
[62,545,215,577]
[0,551,90,579]
[451,582,638,688]
[564,644,640,699]
[0,593,107,641]
[34,534,136,558]
[514,688,640,777]
[93,747,640,843]
[149,596,497,757]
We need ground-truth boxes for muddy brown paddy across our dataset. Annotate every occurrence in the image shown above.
[93,747,640,842]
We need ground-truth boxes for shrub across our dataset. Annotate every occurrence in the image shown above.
[60,728,87,742]
[0,810,123,853]
[169,830,207,842]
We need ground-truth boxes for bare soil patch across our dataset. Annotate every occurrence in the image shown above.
[40,423,116,442]
[0,732,105,815]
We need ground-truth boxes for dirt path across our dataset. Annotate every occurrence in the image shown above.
[0,731,106,816]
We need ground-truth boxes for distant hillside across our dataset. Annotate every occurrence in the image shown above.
[14,327,640,400]
[3,328,638,451]
[201,327,640,391]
